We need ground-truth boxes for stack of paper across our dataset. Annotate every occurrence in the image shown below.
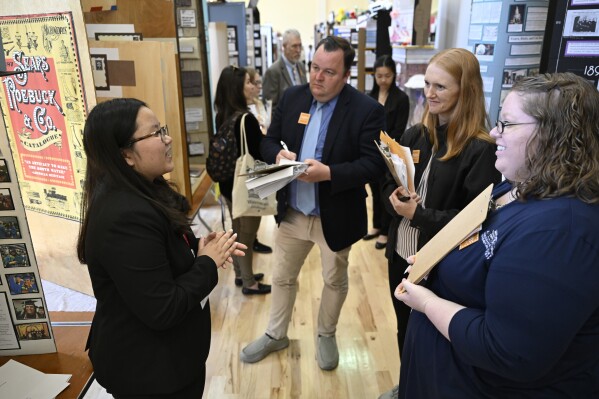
[376,131,415,193]
[0,359,70,399]
[243,159,308,199]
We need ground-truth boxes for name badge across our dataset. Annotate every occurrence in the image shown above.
[412,150,420,164]
[459,232,479,250]
[298,112,310,125]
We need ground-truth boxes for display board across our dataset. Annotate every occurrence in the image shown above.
[540,0,599,88]
[0,13,88,222]
[468,0,549,122]
[0,92,57,356]
[0,0,96,298]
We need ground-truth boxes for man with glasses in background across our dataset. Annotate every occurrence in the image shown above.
[263,29,307,110]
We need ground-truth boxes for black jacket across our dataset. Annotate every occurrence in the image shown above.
[261,84,386,251]
[383,124,502,259]
[369,84,410,140]
[85,189,218,395]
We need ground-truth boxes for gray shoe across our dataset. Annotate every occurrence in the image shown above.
[316,335,339,370]
[240,334,289,363]
[378,384,399,399]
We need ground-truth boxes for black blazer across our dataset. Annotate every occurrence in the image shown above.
[382,124,502,259]
[84,189,218,395]
[261,84,386,251]
[369,85,410,140]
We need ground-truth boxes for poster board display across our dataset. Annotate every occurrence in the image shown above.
[0,0,97,297]
[0,108,57,356]
[540,0,599,88]
[468,0,549,122]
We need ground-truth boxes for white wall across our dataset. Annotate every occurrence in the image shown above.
[230,0,369,47]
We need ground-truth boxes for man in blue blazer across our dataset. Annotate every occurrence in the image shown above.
[262,29,308,109]
[240,36,385,370]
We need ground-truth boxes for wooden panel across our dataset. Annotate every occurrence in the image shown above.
[90,40,189,199]
[200,187,401,398]
[84,0,176,38]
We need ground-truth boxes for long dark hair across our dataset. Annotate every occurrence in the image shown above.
[214,66,248,128]
[370,54,397,98]
[77,98,190,263]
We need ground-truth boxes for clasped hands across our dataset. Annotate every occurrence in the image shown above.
[198,230,247,268]
[276,149,331,182]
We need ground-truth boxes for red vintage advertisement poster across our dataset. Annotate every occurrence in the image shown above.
[0,13,88,221]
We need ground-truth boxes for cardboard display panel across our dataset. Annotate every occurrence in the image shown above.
[0,0,97,299]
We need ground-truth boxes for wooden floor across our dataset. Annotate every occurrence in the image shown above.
[195,194,400,399]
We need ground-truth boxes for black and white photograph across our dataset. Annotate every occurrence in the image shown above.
[0,188,15,211]
[474,43,494,56]
[0,216,22,239]
[508,5,526,32]
[91,54,109,91]
[1,243,30,268]
[564,10,599,37]
[13,298,46,320]
[503,68,528,87]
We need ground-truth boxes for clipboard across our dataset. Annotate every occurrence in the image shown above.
[377,131,415,193]
[407,183,494,286]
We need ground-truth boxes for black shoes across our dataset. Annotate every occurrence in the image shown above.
[253,239,272,254]
[375,241,386,250]
[235,273,264,287]
[363,231,380,240]
[242,283,272,295]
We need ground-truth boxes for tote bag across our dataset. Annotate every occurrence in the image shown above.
[231,114,277,219]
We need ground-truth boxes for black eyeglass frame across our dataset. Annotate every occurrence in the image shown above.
[123,125,169,148]
[495,120,536,134]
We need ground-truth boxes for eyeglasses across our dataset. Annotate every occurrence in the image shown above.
[495,120,536,134]
[124,125,169,147]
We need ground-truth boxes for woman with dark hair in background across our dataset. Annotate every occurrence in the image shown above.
[363,55,410,250]
[77,98,246,398]
[378,48,501,399]
[213,66,271,294]
[396,73,599,398]
[245,66,274,254]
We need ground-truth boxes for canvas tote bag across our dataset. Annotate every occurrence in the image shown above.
[231,114,277,219]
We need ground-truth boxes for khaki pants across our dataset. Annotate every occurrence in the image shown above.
[266,208,351,339]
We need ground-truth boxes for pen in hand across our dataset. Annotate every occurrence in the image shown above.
[280,141,289,151]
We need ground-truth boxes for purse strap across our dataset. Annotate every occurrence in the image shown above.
[239,113,249,156]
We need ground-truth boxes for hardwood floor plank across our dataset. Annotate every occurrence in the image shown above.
[198,191,400,398]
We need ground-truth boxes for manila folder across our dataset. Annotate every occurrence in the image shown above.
[408,183,494,285]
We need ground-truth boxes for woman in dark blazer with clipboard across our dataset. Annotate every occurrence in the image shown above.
[77,98,246,398]
[364,55,410,250]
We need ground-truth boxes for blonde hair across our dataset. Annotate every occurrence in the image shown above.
[422,48,493,161]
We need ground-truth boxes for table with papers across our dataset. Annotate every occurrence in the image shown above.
[0,311,94,399]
